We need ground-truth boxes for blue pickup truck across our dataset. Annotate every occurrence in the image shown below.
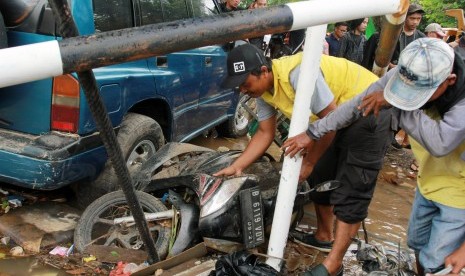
[0,0,249,205]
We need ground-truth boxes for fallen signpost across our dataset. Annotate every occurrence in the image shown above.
[0,0,406,272]
[0,0,403,89]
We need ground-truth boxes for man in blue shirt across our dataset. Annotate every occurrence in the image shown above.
[325,22,348,56]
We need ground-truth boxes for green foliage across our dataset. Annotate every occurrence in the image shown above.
[240,0,292,9]
[419,0,465,28]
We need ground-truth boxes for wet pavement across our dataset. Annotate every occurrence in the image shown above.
[0,135,417,275]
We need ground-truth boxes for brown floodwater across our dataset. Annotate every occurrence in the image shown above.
[0,251,68,275]
[0,135,416,275]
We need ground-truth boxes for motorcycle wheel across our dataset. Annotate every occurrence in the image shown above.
[74,190,171,260]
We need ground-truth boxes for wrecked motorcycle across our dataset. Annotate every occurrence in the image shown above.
[73,142,339,260]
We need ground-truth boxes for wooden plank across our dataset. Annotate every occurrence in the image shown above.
[84,245,148,264]
[164,259,216,276]
[132,242,208,276]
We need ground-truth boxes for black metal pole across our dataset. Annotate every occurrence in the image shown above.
[49,0,160,264]
[58,6,293,73]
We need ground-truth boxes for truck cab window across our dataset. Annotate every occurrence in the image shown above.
[93,0,134,32]
[140,0,164,25]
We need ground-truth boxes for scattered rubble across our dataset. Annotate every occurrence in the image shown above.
[0,146,418,275]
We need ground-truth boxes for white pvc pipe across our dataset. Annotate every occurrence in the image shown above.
[287,0,400,30]
[264,0,403,270]
[0,41,63,87]
[266,25,328,271]
[0,0,401,89]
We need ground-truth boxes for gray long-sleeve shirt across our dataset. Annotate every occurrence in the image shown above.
[307,68,465,157]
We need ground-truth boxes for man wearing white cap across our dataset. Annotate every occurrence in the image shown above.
[425,23,446,39]
[283,38,465,274]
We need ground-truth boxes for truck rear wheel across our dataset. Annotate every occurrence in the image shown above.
[218,94,255,138]
[76,113,165,208]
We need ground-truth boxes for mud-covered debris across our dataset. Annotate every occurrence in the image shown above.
[210,250,279,276]
[380,172,400,185]
[84,245,148,264]
[217,146,230,152]
[49,245,71,256]
[0,236,10,245]
[108,261,148,275]
[356,240,415,275]
[83,255,97,262]
[10,246,24,256]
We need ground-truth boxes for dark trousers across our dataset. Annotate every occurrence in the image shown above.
[307,109,392,224]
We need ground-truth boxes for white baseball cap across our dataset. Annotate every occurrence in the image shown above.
[425,23,446,38]
[384,38,454,111]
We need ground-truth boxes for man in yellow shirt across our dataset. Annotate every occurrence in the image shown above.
[216,44,391,276]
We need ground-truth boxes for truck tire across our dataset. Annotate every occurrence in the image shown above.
[0,11,7,49]
[74,190,171,259]
[76,113,165,208]
[218,94,255,138]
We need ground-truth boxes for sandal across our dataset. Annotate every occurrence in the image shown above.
[289,229,333,253]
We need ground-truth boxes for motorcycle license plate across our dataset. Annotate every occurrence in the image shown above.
[239,187,265,248]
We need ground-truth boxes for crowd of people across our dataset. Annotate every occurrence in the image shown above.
[215,1,465,275]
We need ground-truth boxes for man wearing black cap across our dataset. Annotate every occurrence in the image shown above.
[215,43,391,276]
[390,3,426,68]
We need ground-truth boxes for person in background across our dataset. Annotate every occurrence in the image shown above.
[388,3,426,150]
[248,0,266,9]
[325,22,348,56]
[337,18,368,64]
[248,0,267,50]
[361,31,379,71]
[219,0,244,13]
[218,0,245,51]
[390,3,425,68]
[425,23,446,39]
[283,38,465,275]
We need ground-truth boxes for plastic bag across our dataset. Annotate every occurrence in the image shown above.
[210,250,280,276]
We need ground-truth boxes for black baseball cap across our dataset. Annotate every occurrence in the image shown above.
[407,3,425,15]
[222,44,268,89]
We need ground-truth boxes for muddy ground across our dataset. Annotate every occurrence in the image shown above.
[0,136,417,275]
